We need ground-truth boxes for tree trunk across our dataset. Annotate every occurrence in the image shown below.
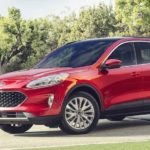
[0,64,3,75]
[0,63,4,75]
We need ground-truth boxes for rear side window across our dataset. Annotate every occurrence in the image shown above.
[134,42,150,64]
[108,43,136,66]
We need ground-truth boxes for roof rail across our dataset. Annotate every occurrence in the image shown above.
[122,36,150,38]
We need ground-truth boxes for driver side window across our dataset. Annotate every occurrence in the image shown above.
[108,43,136,66]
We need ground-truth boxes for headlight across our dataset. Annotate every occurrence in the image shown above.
[26,73,69,89]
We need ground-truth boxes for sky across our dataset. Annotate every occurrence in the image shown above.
[0,0,115,19]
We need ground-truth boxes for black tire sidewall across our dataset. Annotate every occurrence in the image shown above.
[60,91,100,134]
[1,124,32,134]
[107,116,125,121]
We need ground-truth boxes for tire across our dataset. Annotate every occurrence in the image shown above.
[107,116,125,121]
[59,91,100,134]
[0,124,33,134]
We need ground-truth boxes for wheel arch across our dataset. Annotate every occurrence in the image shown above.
[64,84,103,112]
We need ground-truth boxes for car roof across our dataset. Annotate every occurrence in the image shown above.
[65,37,150,45]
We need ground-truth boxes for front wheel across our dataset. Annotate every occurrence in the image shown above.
[59,92,100,134]
[0,124,33,134]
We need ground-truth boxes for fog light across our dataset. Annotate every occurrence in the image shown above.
[48,94,54,108]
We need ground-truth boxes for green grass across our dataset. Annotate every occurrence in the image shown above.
[23,141,150,150]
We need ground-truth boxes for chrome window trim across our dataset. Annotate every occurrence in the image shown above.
[102,40,150,68]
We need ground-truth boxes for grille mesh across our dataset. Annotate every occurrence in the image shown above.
[0,91,26,107]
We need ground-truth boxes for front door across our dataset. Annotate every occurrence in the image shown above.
[100,42,143,112]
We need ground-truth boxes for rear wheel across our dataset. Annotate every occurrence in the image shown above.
[59,92,100,134]
[107,116,125,121]
[0,124,33,134]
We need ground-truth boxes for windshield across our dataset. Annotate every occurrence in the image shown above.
[35,40,116,68]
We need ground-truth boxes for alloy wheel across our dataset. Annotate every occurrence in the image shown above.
[65,97,95,130]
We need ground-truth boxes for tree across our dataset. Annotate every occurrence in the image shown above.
[0,8,51,73]
[69,4,116,41]
[18,18,51,70]
[0,7,22,73]
[115,0,150,36]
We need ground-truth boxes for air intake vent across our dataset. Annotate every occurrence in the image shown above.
[0,91,26,107]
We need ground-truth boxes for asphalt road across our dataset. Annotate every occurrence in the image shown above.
[1,115,150,150]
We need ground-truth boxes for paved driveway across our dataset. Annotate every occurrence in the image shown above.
[1,115,150,150]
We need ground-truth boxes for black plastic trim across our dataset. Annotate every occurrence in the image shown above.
[64,83,103,111]
[28,115,60,126]
[103,99,150,117]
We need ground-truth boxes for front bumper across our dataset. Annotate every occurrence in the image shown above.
[0,80,75,125]
[0,81,72,116]
[0,112,60,126]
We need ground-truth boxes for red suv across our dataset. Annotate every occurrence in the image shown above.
[0,37,150,134]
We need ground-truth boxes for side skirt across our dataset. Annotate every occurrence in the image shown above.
[102,100,150,118]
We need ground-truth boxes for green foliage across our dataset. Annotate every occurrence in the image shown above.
[115,0,150,36]
[0,8,51,72]
[70,4,116,41]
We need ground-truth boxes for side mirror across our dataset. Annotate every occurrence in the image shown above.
[101,59,122,71]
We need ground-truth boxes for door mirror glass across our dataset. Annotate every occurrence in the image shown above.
[101,59,122,70]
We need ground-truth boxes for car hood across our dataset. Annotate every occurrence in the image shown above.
[0,67,87,81]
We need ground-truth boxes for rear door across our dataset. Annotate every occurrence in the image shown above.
[134,41,150,106]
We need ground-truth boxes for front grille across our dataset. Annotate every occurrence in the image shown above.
[0,91,26,107]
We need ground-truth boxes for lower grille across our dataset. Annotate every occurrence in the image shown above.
[0,112,29,124]
[0,91,26,107]
[0,112,26,118]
